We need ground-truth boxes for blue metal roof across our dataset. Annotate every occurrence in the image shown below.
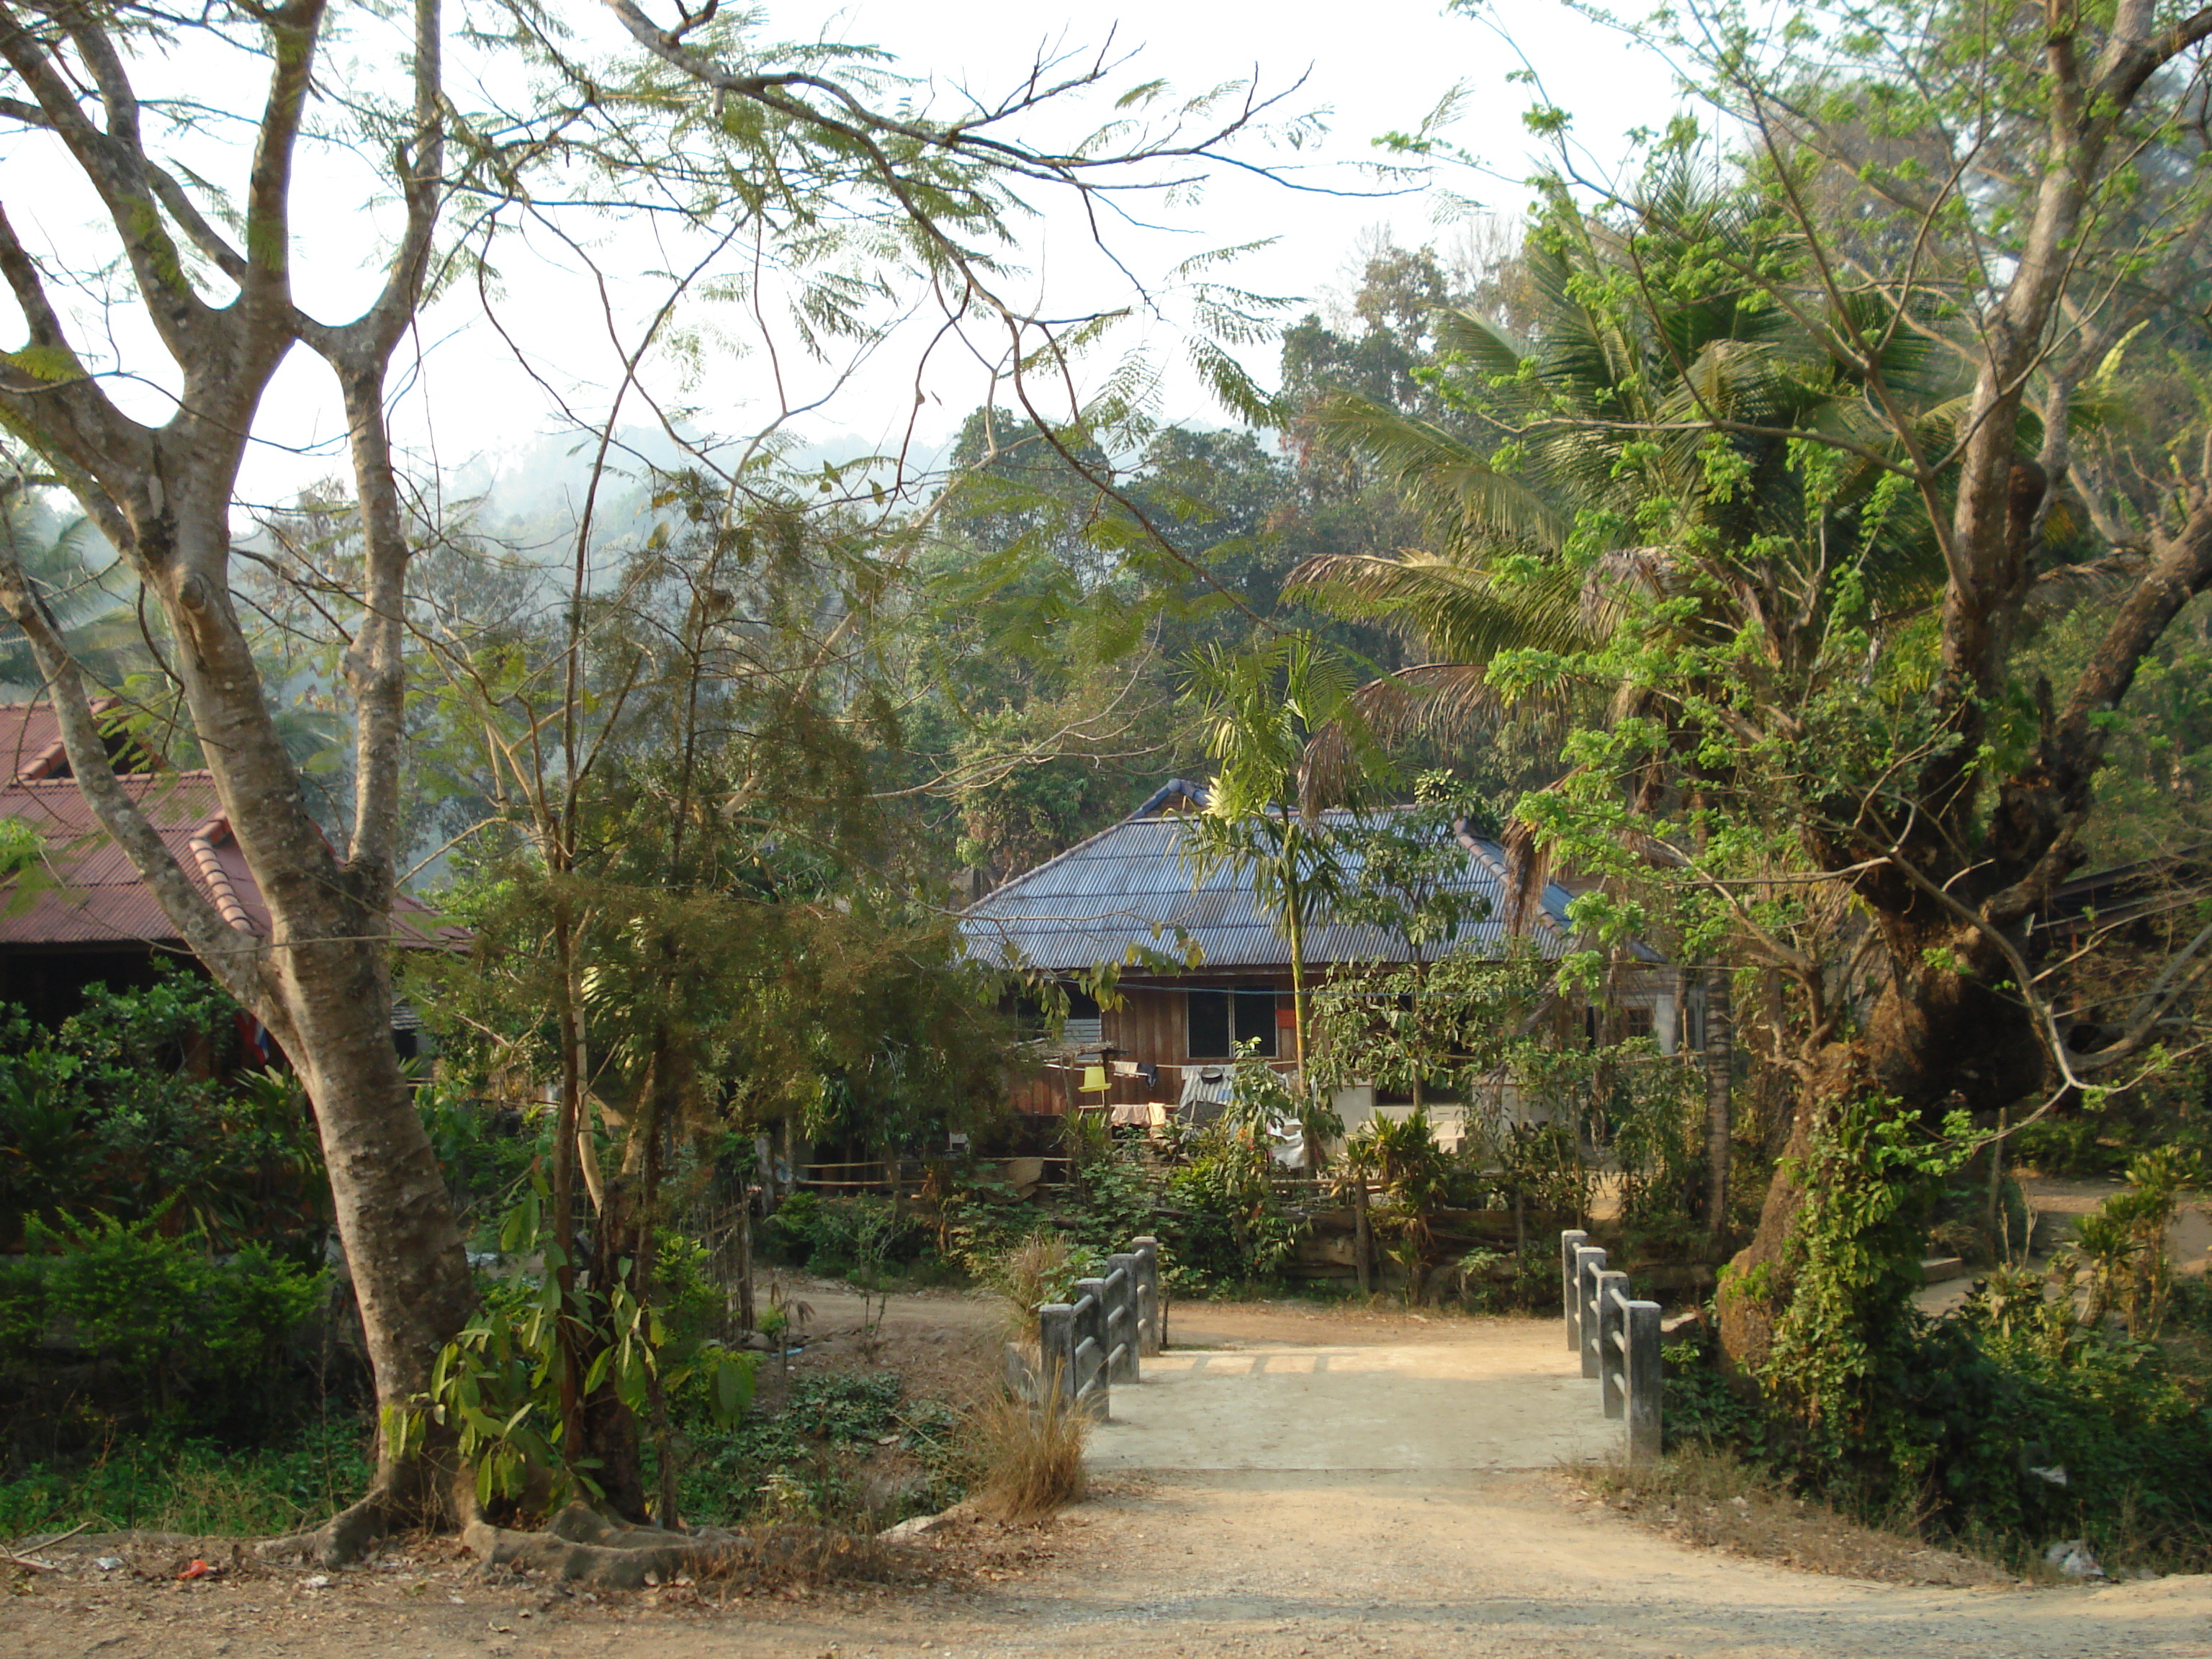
[959,803,1580,974]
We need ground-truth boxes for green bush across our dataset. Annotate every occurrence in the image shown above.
[2010,1112,2127,1178]
[1159,1125,1303,1293]
[0,974,327,1252]
[1,1210,325,1439]
[763,1194,927,1277]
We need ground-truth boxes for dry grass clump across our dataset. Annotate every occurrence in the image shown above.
[986,1233,1082,1340]
[1574,1447,2013,1587]
[966,1385,1089,1522]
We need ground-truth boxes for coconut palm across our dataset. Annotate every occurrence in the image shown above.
[1289,173,1961,1236]
[1291,176,1956,783]
[0,457,143,697]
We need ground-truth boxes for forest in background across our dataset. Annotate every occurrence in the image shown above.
[2,0,2211,1585]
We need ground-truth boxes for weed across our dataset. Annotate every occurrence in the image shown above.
[0,1416,372,1538]
[1577,1446,2012,1586]
[984,1233,1087,1339]
[966,1385,1087,1522]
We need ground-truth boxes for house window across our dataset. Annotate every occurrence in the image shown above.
[1187,986,1279,1058]
[1015,984,1101,1046]
[1623,1006,1654,1042]
[1061,985,1102,1048]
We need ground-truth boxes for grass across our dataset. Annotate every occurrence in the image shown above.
[1573,1446,2017,1588]
[0,1416,372,1541]
[966,1385,1087,1522]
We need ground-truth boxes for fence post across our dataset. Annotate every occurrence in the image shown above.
[1573,1245,1607,1379]
[1624,1298,1661,1464]
[1105,1254,1141,1382]
[1560,1228,1588,1351]
[1130,1236,1162,1357]
[1071,1277,1110,1419]
[1038,1302,1075,1409]
[1595,1271,1629,1419]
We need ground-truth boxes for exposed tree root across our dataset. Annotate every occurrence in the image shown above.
[460,1503,929,1591]
[258,1489,403,1569]
[463,1502,750,1589]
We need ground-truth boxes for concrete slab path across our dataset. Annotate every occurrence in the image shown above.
[1089,1314,1618,1472]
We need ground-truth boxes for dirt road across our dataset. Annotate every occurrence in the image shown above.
[6,1295,2209,1658]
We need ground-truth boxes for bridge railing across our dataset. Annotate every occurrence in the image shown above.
[1028,1234,1161,1420]
[1560,1228,1660,1463]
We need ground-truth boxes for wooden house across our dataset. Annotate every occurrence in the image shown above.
[960,781,1684,1136]
[0,701,462,1043]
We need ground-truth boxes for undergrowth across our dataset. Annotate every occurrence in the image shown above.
[675,1371,964,1530]
[0,1416,371,1539]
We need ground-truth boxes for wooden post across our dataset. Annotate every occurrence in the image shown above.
[1130,1236,1162,1356]
[736,1186,755,1335]
[1353,1178,1375,1298]
[1560,1229,1588,1348]
[1574,1245,1607,1379]
[1595,1269,1629,1419]
[1038,1302,1075,1409]
[1624,1298,1661,1464]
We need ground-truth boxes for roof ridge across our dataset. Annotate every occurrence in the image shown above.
[963,803,1190,912]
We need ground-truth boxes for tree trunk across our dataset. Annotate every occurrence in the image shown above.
[1703,966,1734,1244]
[1716,918,2043,1375]
[1351,1174,1373,1298]
[283,944,477,1547]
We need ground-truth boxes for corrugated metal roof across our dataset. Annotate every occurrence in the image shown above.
[960,804,1582,974]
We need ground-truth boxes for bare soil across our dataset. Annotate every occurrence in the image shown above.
[6,1290,2210,1659]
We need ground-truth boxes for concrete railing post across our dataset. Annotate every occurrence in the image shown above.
[1560,1231,1665,1463]
[1595,1269,1629,1420]
[1130,1236,1163,1356]
[1560,1228,1588,1350]
[1624,1298,1662,1464]
[1105,1254,1141,1382]
[1071,1277,1109,1418]
[1573,1244,1607,1379]
[1038,1301,1075,1408]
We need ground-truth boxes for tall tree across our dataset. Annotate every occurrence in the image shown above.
[0,0,1313,1552]
[1339,0,2212,1405]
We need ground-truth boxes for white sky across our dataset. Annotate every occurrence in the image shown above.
[6,0,1689,506]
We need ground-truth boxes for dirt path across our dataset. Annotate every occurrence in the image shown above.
[6,1297,2210,1659]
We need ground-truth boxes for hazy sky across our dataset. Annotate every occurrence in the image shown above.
[8,0,1689,503]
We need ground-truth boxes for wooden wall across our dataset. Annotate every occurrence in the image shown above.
[1103,986,1187,1069]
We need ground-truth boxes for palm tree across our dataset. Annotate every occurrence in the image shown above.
[0,458,141,697]
[1289,174,1957,1237]
[1182,633,1374,1144]
[1295,179,1951,764]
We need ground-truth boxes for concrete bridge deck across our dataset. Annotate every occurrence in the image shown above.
[1088,1315,1616,1473]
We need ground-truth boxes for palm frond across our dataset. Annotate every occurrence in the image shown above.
[1314,395,1570,554]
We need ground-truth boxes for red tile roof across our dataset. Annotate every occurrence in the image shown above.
[0,704,462,951]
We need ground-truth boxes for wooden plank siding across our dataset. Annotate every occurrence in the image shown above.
[1102,986,1186,1068]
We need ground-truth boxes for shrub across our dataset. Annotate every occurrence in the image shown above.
[967,1387,1087,1521]
[765,1194,927,1278]
[0,974,328,1253]
[680,1371,960,1528]
[1,1211,325,1443]
[1158,1123,1303,1292]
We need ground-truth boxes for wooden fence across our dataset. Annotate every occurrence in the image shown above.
[1560,1228,1661,1463]
[1025,1236,1162,1419]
